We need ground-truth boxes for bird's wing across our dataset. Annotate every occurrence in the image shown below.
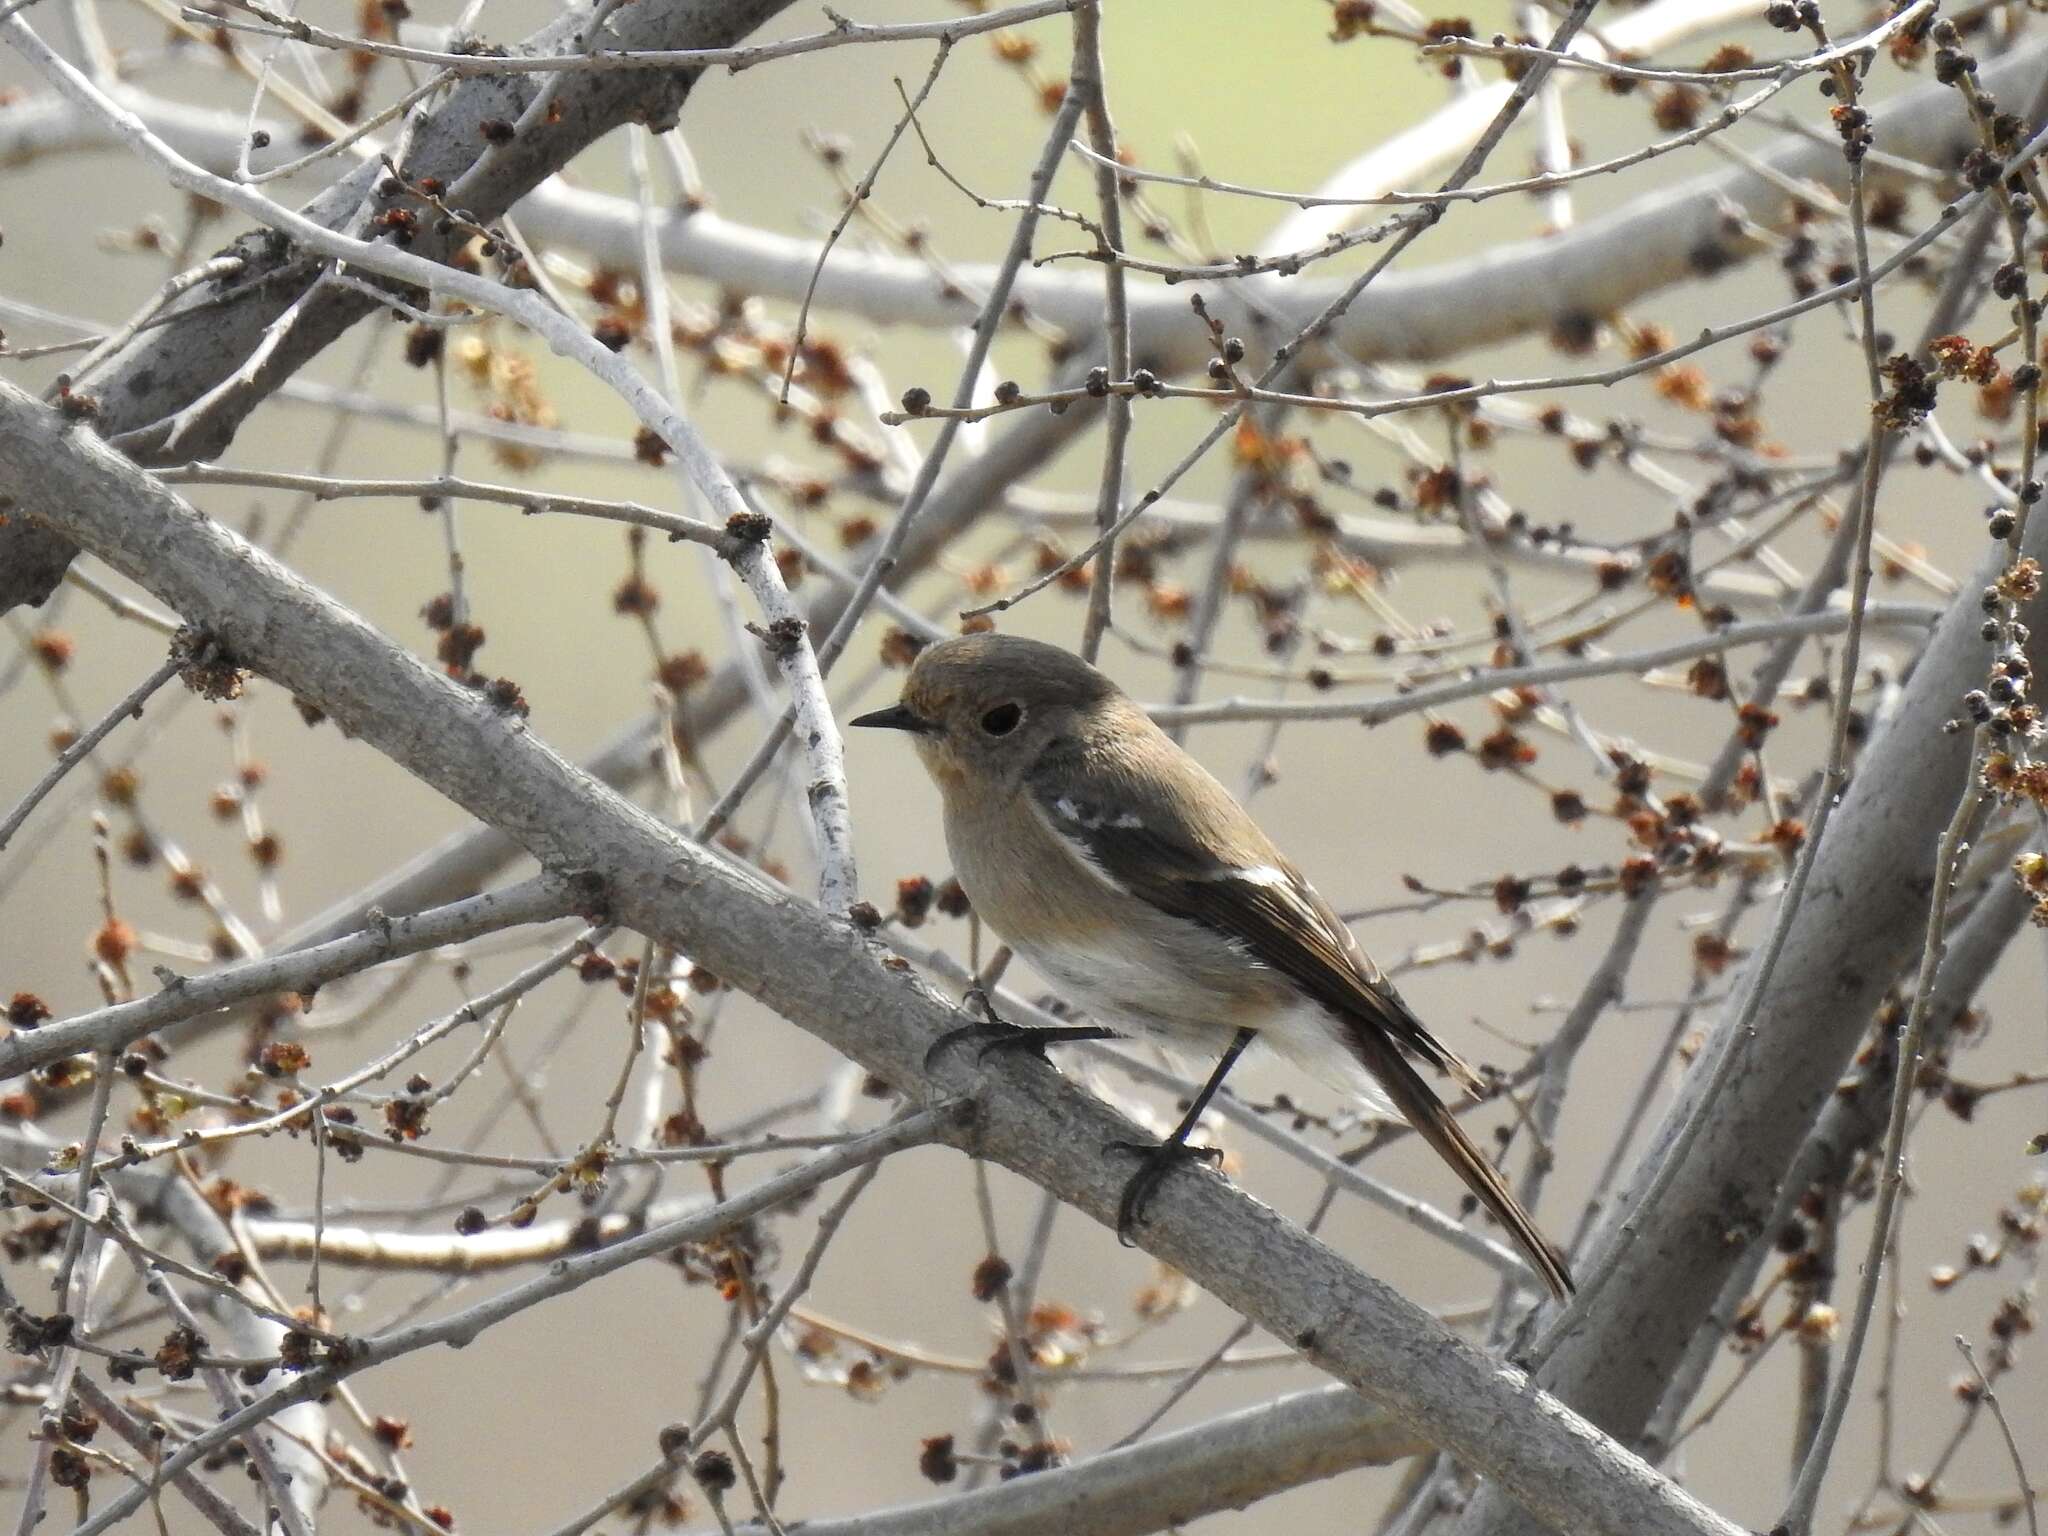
[1026,743,1575,1300]
[1026,755,1479,1092]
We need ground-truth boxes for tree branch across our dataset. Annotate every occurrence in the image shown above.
[721,1385,1427,1536]
[4,375,1744,1536]
[1450,337,2048,1536]
[0,0,801,612]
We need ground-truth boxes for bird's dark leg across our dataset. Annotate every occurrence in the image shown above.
[922,984,1119,1072]
[1108,1027,1256,1245]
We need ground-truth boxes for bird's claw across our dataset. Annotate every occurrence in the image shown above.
[1106,1139,1224,1245]
[922,1014,1053,1073]
[924,988,1116,1073]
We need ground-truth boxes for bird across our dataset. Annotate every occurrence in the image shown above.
[851,632,1573,1300]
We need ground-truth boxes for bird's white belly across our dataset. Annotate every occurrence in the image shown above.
[1013,936,1245,1052]
[1010,936,1394,1118]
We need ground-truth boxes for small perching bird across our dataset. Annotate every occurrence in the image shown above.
[852,633,1574,1300]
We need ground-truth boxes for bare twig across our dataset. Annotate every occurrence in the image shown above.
[1956,1335,2040,1536]
[186,0,1078,78]
[782,43,952,404]
[0,875,577,1077]
[0,654,181,854]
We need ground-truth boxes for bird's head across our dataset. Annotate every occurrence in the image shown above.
[850,633,1118,792]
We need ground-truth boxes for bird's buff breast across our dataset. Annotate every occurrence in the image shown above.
[940,789,1285,1042]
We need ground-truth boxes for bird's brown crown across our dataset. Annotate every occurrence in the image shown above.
[900,633,1118,723]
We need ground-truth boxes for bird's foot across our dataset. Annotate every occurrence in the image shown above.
[922,987,1115,1072]
[1107,1138,1224,1245]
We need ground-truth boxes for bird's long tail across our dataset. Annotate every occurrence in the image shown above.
[1354,1030,1575,1301]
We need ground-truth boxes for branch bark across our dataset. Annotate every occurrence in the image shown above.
[1639,854,2035,1460]
[0,0,798,612]
[13,40,2037,383]
[8,37,2039,614]
[1450,395,2048,1536]
[4,375,1743,1536]
[725,1386,1426,1536]
[0,875,578,1078]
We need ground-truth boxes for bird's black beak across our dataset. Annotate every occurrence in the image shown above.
[849,702,935,735]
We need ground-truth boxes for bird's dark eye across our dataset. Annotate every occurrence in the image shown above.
[980,702,1023,737]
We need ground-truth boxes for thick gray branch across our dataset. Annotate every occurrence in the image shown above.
[3,377,1740,1536]
[7,37,2040,620]
[1640,857,2036,1459]
[0,0,797,612]
[1451,390,2048,1536]
[727,1386,1427,1536]
[536,36,2043,365]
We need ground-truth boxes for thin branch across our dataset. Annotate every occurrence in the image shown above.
[188,0,1078,78]
[0,874,578,1078]
[1146,605,1939,728]
[1956,1335,2040,1536]
[782,42,951,404]
[1779,743,1991,1535]
[59,1109,952,1536]
[1422,6,1931,86]
[694,1151,886,1446]
[0,653,181,854]
[156,465,731,546]
[1069,0,1128,662]
[68,1376,263,1536]
[10,17,867,912]
[694,75,1091,845]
